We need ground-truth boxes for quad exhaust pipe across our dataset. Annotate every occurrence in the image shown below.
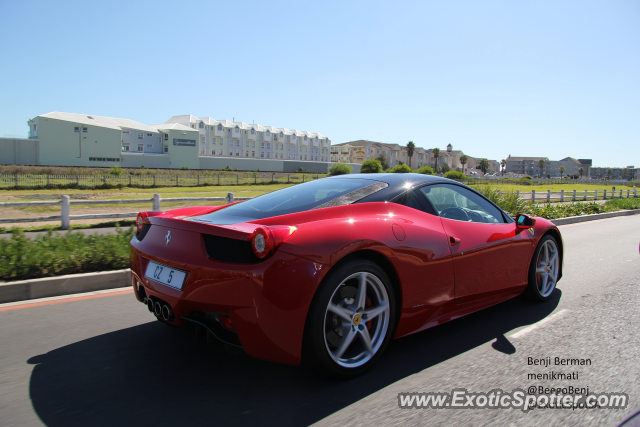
[146,297,174,321]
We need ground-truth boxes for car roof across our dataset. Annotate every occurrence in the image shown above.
[325,173,449,186]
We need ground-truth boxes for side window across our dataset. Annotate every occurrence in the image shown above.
[393,190,436,215]
[419,184,506,224]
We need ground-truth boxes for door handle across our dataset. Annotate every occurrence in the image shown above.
[449,236,461,246]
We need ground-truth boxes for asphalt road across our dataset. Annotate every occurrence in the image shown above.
[0,216,639,427]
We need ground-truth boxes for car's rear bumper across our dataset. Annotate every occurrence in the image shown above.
[129,240,329,365]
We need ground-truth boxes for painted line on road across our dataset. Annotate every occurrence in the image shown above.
[509,309,569,339]
[0,287,134,312]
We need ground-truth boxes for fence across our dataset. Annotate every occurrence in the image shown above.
[460,178,640,186]
[515,188,637,203]
[0,193,252,229]
[0,173,326,189]
[1,187,637,229]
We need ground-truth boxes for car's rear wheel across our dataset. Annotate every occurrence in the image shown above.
[524,235,560,301]
[305,259,396,378]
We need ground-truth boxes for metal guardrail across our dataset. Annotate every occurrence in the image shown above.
[0,192,252,229]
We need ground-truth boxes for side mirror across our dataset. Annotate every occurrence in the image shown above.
[516,214,536,229]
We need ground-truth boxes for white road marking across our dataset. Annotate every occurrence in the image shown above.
[509,309,569,339]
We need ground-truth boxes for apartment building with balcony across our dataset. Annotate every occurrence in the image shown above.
[9,112,345,172]
[505,156,592,177]
[164,115,331,163]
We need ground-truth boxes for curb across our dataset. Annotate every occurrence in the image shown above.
[551,209,640,226]
[0,269,131,304]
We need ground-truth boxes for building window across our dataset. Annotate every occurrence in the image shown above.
[201,148,205,154]
[164,146,168,153]
[305,155,307,160]
[122,130,129,134]
[218,124,223,131]
[245,151,249,156]
[164,133,168,141]
[251,128,255,134]
[246,141,249,147]
[74,127,80,132]
[252,151,255,157]
[156,137,161,143]
[138,132,143,139]
[122,144,130,152]
[191,125,195,129]
[266,130,270,136]
[147,133,153,137]
[82,127,88,133]
[267,143,270,149]
[138,144,144,152]
[199,122,204,128]
[261,142,264,148]
[252,141,255,148]
[219,149,222,155]
[146,144,152,147]
[304,135,307,140]
[229,151,233,156]
[235,127,239,133]
[267,153,270,158]
[261,152,264,158]
[235,140,240,146]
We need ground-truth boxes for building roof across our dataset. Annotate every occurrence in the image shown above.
[150,123,195,131]
[506,156,549,162]
[164,115,199,125]
[39,112,159,133]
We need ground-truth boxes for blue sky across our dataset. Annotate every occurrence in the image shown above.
[1,0,638,167]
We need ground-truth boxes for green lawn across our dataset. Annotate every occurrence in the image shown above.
[468,183,635,193]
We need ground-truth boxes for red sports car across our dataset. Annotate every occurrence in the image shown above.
[129,173,562,377]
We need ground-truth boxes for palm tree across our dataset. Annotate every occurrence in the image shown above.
[432,148,441,172]
[537,159,545,176]
[500,159,506,176]
[406,141,415,169]
[559,166,565,177]
[460,155,468,174]
[579,167,584,179]
[479,158,489,174]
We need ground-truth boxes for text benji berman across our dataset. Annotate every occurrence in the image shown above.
[528,357,591,381]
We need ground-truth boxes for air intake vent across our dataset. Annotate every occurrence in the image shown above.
[203,234,261,264]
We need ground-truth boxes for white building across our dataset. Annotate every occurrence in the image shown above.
[164,115,332,163]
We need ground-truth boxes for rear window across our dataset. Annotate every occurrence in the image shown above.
[192,178,387,221]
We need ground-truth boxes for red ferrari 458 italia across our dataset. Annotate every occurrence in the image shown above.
[129,173,563,377]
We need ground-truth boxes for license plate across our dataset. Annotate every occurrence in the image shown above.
[144,261,186,290]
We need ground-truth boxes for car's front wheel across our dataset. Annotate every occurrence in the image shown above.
[524,235,560,301]
[305,259,396,378]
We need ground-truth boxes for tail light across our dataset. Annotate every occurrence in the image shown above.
[136,212,149,233]
[249,226,297,259]
[136,211,163,234]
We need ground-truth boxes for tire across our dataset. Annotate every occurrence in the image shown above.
[524,235,560,302]
[305,259,396,378]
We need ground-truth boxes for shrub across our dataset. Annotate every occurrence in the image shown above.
[414,166,434,175]
[181,166,190,170]
[329,163,352,176]
[444,171,466,180]
[361,159,383,173]
[0,227,135,282]
[388,164,412,173]
[109,166,123,176]
[140,165,146,169]
[475,185,533,216]
[297,167,304,172]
